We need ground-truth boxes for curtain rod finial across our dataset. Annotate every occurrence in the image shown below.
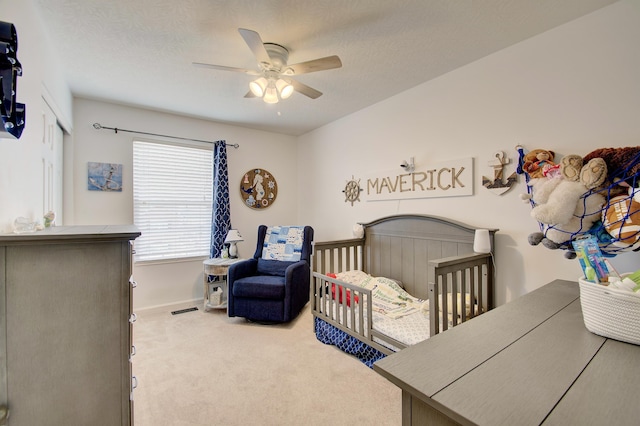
[93,123,102,129]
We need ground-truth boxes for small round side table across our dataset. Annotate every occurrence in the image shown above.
[203,257,244,311]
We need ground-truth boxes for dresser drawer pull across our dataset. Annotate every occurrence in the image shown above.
[130,376,138,401]
[129,313,137,323]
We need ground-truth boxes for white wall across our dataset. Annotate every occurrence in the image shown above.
[1,1,299,311]
[4,0,639,311]
[72,98,298,309]
[0,0,72,232]
[297,0,640,306]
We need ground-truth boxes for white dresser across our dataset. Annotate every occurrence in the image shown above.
[0,225,140,426]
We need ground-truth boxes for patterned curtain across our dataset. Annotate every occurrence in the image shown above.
[209,141,231,258]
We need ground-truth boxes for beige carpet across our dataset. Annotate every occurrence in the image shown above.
[132,303,401,425]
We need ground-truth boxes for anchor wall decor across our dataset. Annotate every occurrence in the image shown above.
[482,151,517,195]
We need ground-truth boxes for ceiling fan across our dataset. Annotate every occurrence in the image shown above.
[193,28,342,103]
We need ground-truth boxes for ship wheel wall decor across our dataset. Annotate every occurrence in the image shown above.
[240,168,278,209]
[343,176,362,206]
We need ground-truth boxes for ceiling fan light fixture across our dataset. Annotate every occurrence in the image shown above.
[263,85,279,104]
[249,77,268,97]
[276,79,293,99]
[194,28,342,103]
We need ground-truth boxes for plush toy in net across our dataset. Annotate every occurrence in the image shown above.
[602,187,640,249]
[517,146,640,258]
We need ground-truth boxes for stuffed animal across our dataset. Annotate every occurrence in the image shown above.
[582,146,640,193]
[527,157,607,258]
[602,186,640,249]
[522,149,557,179]
[530,187,605,248]
[561,154,608,190]
[531,157,606,225]
[559,154,584,181]
[520,175,562,205]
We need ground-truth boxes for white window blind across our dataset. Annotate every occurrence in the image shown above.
[133,140,212,262]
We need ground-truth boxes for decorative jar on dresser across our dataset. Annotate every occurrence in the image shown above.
[0,225,140,426]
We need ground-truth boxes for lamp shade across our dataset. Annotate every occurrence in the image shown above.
[263,85,279,104]
[249,77,268,97]
[473,229,491,254]
[224,229,244,243]
[276,79,293,99]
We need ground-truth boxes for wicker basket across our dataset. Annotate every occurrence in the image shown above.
[209,288,223,306]
[579,277,640,345]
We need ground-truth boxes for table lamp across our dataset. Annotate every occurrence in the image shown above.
[473,229,491,253]
[224,229,244,258]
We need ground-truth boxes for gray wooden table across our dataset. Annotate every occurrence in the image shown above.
[374,279,640,426]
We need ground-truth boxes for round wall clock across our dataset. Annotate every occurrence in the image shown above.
[240,168,278,209]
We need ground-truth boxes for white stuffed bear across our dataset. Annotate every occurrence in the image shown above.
[526,156,607,257]
[531,183,605,246]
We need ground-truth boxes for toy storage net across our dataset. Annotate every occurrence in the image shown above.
[517,147,640,257]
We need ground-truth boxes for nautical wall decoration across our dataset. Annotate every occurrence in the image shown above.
[343,176,363,206]
[363,157,473,201]
[88,162,123,192]
[240,168,278,209]
[482,151,517,195]
[0,21,25,139]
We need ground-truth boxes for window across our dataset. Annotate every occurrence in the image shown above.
[133,140,212,262]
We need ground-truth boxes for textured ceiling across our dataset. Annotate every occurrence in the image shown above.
[34,0,617,136]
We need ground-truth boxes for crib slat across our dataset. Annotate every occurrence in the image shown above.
[460,268,467,323]
[429,280,439,337]
[470,266,477,317]
[313,238,364,276]
[477,264,484,314]
[451,271,459,327]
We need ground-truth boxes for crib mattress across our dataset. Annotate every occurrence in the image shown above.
[372,310,431,349]
[324,299,431,352]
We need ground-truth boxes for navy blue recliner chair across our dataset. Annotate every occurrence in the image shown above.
[227,225,314,323]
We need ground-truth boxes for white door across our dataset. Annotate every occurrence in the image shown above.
[41,99,64,225]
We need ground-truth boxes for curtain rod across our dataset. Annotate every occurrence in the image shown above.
[92,123,239,148]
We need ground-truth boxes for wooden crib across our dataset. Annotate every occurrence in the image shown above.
[311,214,496,357]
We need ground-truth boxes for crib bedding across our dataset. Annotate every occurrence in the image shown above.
[333,270,426,319]
[314,317,387,368]
[322,295,431,351]
[321,270,440,351]
[319,270,477,353]
[372,310,430,349]
[336,270,430,349]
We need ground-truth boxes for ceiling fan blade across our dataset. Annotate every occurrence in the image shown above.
[238,28,271,66]
[289,79,323,99]
[193,62,261,76]
[285,55,342,75]
[244,90,256,98]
